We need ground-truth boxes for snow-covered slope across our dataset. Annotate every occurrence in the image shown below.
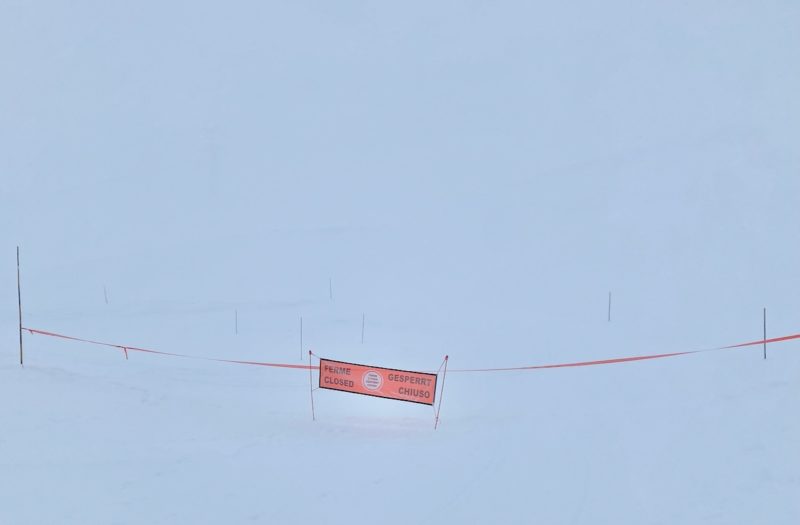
[2,328,799,524]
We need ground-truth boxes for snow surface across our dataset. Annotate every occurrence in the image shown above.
[2,2,800,524]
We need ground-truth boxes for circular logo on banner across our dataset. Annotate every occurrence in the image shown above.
[362,370,383,391]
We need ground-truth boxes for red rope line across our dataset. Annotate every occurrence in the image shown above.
[24,327,316,370]
[446,333,800,373]
[720,333,800,349]
[22,326,800,374]
[448,350,699,373]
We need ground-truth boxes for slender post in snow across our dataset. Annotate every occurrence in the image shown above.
[300,316,303,361]
[434,355,449,430]
[329,277,333,301]
[103,285,109,305]
[607,291,612,322]
[17,246,23,367]
[763,307,767,360]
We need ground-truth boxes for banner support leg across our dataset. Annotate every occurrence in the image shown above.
[434,355,449,430]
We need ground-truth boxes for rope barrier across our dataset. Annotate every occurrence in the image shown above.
[447,333,800,373]
[23,327,316,370]
[21,326,800,374]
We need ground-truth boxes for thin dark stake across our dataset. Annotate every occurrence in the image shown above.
[434,355,449,430]
[17,246,23,367]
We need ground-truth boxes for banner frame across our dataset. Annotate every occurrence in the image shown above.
[318,357,438,406]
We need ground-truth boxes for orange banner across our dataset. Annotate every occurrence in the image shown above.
[319,358,437,405]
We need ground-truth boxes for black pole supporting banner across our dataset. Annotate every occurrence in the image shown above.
[434,355,449,430]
